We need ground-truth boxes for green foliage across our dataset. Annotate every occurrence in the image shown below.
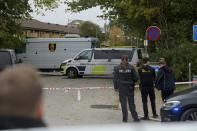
[151,43,197,81]
[0,0,59,49]
[0,0,30,49]
[66,0,197,81]
[79,21,105,42]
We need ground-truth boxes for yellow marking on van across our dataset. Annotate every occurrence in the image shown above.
[92,66,106,75]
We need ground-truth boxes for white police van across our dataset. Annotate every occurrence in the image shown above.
[60,48,143,78]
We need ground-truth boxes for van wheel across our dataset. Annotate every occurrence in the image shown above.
[180,108,197,121]
[67,68,78,78]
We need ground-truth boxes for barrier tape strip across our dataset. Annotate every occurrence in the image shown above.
[43,80,197,91]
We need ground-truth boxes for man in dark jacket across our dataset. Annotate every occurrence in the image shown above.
[0,65,46,130]
[155,60,176,101]
[113,55,140,122]
[138,57,158,120]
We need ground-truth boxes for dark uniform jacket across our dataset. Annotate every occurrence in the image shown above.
[0,116,46,130]
[138,65,156,88]
[155,65,176,91]
[113,64,139,92]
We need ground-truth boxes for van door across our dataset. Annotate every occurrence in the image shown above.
[92,50,111,75]
[73,50,93,75]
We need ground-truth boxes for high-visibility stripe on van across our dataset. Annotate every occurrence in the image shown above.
[92,66,106,75]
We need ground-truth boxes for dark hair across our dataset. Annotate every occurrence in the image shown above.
[143,57,149,64]
[121,55,129,69]
[121,55,128,62]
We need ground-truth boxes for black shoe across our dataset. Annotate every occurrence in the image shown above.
[122,120,127,123]
[140,116,149,120]
[153,114,159,118]
[133,118,140,122]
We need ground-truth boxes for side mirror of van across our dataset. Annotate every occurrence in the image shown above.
[108,59,111,62]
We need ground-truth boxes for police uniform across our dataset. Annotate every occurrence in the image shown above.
[138,65,157,119]
[113,64,139,122]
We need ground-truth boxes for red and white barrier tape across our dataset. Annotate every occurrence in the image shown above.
[43,81,197,91]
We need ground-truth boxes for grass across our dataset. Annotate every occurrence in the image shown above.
[175,84,191,92]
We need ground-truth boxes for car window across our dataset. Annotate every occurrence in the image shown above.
[0,51,12,66]
[77,50,92,60]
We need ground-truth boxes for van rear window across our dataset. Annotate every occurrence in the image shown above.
[94,50,134,60]
[0,51,12,68]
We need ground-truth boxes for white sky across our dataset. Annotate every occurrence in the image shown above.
[30,2,107,28]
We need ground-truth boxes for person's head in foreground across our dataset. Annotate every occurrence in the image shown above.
[0,64,46,130]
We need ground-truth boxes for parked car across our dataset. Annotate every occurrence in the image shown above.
[0,49,17,71]
[160,85,197,121]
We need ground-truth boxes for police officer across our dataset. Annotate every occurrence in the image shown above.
[138,57,158,120]
[113,55,140,122]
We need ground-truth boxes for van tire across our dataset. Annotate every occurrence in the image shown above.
[67,68,78,78]
[180,108,197,121]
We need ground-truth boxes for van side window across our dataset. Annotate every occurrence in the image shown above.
[110,50,134,60]
[94,50,110,59]
[77,50,92,60]
[94,49,135,60]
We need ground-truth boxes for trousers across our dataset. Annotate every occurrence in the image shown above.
[161,90,174,101]
[119,89,138,121]
[141,87,157,117]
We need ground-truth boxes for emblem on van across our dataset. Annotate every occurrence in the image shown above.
[49,43,56,52]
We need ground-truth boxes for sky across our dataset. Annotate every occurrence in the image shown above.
[30,2,107,28]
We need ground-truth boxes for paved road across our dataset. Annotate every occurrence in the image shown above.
[42,75,163,126]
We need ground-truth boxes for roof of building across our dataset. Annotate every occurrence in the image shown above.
[21,19,80,34]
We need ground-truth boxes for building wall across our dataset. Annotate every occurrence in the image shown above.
[24,29,66,38]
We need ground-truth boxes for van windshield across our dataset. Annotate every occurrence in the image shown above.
[76,50,92,60]
[0,51,12,70]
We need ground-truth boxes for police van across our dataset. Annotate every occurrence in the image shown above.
[60,48,143,78]
[17,37,99,70]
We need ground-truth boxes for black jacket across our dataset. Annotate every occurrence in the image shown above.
[138,65,156,88]
[155,65,176,91]
[0,116,46,130]
[113,64,139,92]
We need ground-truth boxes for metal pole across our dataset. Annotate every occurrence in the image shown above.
[144,40,148,57]
[189,63,191,88]
[68,19,70,35]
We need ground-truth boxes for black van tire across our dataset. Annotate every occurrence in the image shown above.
[180,108,197,121]
[67,68,78,78]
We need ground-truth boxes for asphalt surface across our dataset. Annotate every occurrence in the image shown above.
[42,75,163,126]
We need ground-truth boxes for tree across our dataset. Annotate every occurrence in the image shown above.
[0,0,59,49]
[66,0,197,80]
[0,0,30,49]
[79,21,105,42]
[109,25,125,46]
[66,0,197,49]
